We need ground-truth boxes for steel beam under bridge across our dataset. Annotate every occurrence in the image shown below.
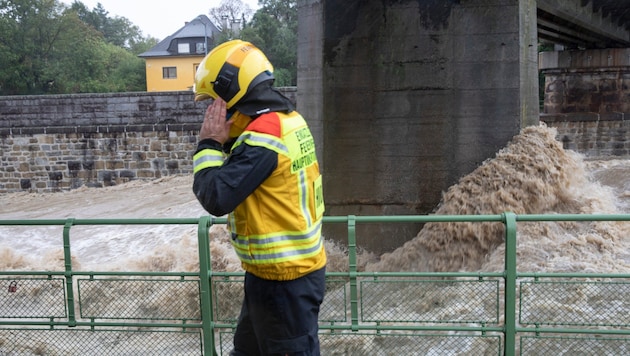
[538,0,630,49]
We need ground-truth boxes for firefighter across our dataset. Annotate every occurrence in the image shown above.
[192,40,327,356]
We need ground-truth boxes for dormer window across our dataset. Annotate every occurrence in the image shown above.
[178,43,190,54]
[196,42,206,54]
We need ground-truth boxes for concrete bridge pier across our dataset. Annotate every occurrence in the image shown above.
[297,0,540,253]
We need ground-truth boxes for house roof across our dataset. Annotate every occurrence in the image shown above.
[138,15,221,58]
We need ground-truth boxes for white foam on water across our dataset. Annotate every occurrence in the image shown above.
[1,124,629,354]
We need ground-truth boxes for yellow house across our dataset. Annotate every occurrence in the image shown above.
[139,15,221,92]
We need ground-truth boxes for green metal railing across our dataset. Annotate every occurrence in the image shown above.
[1,213,629,355]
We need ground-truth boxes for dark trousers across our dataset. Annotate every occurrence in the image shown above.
[229,267,326,356]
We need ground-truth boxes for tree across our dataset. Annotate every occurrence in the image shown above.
[208,0,253,39]
[239,0,297,86]
[0,0,98,94]
[257,0,296,24]
[68,1,153,52]
[206,0,299,86]
[0,0,151,95]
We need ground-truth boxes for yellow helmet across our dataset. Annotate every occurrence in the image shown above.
[194,40,274,108]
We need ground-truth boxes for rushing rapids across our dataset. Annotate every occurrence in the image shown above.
[0,124,628,354]
[0,125,628,274]
[367,125,629,273]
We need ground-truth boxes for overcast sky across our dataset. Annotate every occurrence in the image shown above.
[59,0,259,40]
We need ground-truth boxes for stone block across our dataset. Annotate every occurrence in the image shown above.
[150,141,162,151]
[94,161,106,170]
[20,179,31,189]
[106,160,125,170]
[119,170,136,179]
[137,170,156,178]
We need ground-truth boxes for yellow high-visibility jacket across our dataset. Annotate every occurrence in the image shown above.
[193,110,326,281]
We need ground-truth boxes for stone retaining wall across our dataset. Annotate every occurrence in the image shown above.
[0,89,296,193]
[542,113,630,158]
[0,88,624,193]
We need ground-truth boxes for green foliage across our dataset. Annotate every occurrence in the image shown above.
[210,0,298,86]
[68,1,150,51]
[272,68,292,88]
[241,0,298,86]
[209,0,253,39]
[0,0,298,95]
[0,0,151,95]
[0,0,71,94]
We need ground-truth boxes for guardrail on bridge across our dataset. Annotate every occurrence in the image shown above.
[1,213,629,355]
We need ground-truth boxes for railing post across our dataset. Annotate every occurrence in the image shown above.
[503,212,517,356]
[347,215,359,331]
[63,218,76,327]
[197,215,218,356]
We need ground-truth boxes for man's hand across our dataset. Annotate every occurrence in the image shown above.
[199,98,233,144]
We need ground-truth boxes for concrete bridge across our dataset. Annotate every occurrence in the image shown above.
[296,0,630,251]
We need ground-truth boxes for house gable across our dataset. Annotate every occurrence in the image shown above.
[138,15,221,92]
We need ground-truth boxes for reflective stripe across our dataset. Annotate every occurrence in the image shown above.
[233,225,324,264]
[232,220,321,247]
[298,169,312,227]
[234,235,324,263]
[233,132,288,154]
[193,149,224,173]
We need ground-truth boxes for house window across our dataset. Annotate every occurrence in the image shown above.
[196,42,206,54]
[163,67,177,79]
[178,43,190,54]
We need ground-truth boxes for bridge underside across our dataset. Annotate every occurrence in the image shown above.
[538,0,630,48]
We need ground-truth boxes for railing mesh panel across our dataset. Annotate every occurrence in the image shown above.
[218,331,501,355]
[360,278,500,323]
[78,278,201,320]
[212,276,349,323]
[2,215,630,355]
[0,329,202,355]
[0,278,66,318]
[213,277,243,323]
[320,278,348,322]
[520,281,630,326]
[521,336,630,355]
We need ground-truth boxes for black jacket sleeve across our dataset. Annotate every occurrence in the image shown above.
[192,139,278,216]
